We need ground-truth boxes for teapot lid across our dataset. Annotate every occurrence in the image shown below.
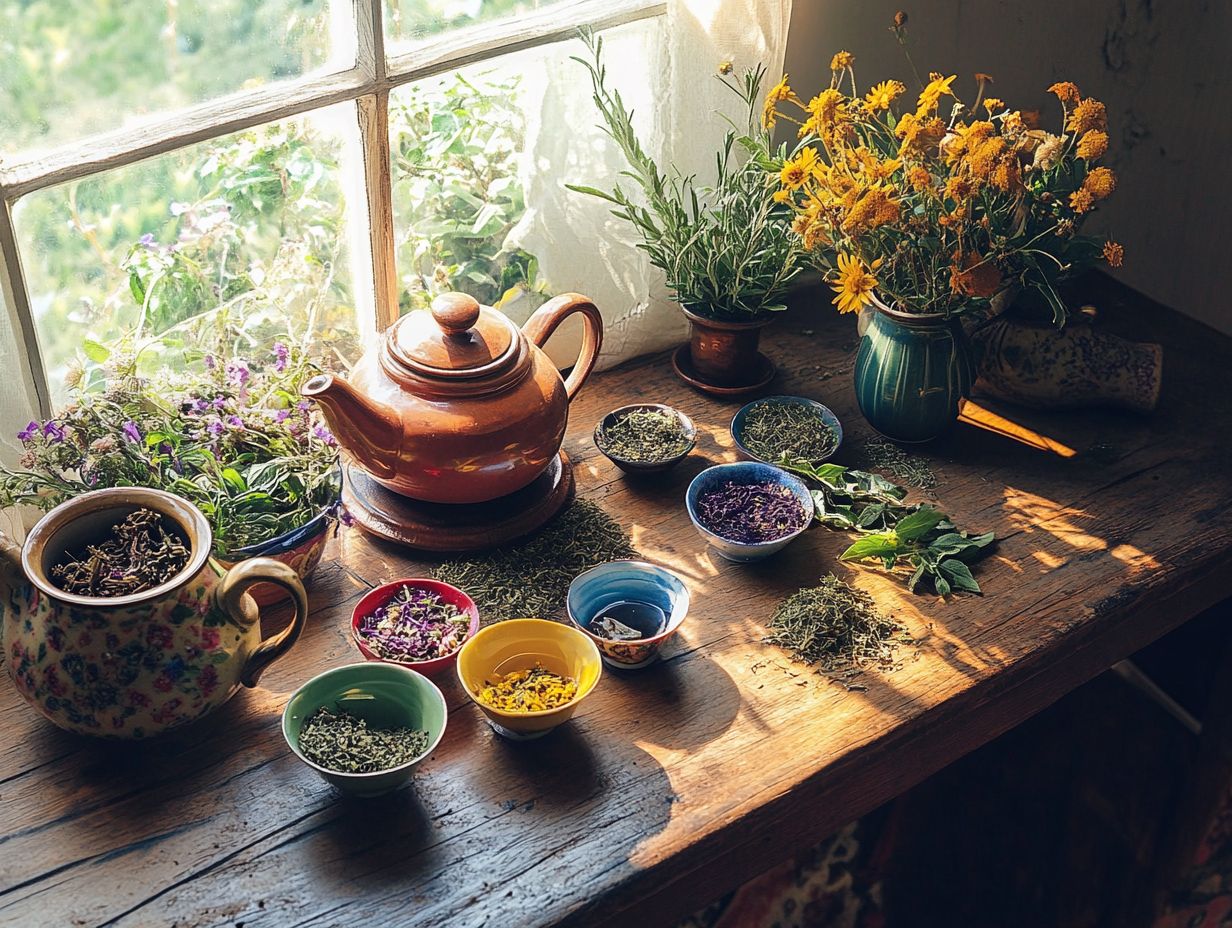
[388,292,519,380]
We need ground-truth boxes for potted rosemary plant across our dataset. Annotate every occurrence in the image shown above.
[1,335,342,603]
[765,36,1124,441]
[568,32,802,393]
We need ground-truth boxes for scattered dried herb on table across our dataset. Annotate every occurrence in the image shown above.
[298,707,430,773]
[784,460,995,596]
[858,440,937,490]
[479,664,577,713]
[767,574,909,689]
[432,500,635,624]
[597,409,691,463]
[741,402,838,464]
[356,586,471,662]
[51,508,190,597]
[696,480,809,544]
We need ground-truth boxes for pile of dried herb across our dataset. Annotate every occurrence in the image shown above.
[51,508,190,597]
[696,480,809,544]
[432,500,635,623]
[298,707,430,774]
[596,409,691,463]
[785,461,995,596]
[767,574,907,687]
[355,585,471,662]
[858,440,937,490]
[740,402,838,464]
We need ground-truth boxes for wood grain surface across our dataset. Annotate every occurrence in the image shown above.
[2,275,1230,928]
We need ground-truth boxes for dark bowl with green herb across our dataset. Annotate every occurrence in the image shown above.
[731,396,842,467]
[593,404,697,474]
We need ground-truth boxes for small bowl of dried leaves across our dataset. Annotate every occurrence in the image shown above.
[282,662,448,798]
[593,403,697,474]
[731,395,842,468]
[351,578,480,676]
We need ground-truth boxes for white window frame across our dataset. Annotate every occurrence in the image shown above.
[0,0,665,416]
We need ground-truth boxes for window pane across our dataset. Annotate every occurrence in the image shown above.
[389,60,542,317]
[12,105,362,401]
[0,0,352,155]
[383,0,576,51]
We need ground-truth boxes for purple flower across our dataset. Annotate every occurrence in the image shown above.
[206,419,224,437]
[212,396,226,410]
[42,421,65,442]
[312,424,337,447]
[121,420,142,444]
[190,398,210,414]
[225,415,244,429]
[273,342,289,372]
[204,354,216,371]
[139,233,156,247]
[296,400,310,412]
[17,421,39,442]
[225,360,250,387]
[274,409,291,423]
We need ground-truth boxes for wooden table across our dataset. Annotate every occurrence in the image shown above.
[3,276,1231,928]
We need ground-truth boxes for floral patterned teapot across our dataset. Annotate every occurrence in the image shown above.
[0,487,308,738]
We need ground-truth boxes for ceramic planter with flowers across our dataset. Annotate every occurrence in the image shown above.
[0,332,343,587]
[763,28,1125,440]
[568,32,802,394]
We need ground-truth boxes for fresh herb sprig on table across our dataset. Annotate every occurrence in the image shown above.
[784,460,996,596]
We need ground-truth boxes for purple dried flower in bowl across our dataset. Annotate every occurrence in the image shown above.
[351,580,480,675]
[686,462,814,562]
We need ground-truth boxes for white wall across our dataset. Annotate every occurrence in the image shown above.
[784,0,1232,333]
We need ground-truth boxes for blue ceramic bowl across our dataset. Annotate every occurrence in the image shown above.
[730,396,842,466]
[685,462,815,562]
[567,561,690,670]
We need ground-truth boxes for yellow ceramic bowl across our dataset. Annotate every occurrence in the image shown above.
[456,619,602,740]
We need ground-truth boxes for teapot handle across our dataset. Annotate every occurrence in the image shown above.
[522,293,604,402]
[216,558,309,688]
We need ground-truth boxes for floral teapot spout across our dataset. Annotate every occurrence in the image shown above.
[1,487,308,739]
[302,291,603,505]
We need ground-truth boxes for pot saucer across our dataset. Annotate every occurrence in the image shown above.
[343,452,575,553]
[671,345,776,397]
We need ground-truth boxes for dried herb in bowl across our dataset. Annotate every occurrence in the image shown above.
[597,409,691,463]
[357,585,471,662]
[479,665,577,713]
[696,480,809,544]
[741,402,838,464]
[298,707,430,774]
[51,508,190,597]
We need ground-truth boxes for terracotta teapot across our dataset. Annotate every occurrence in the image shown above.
[0,487,308,739]
[302,291,603,504]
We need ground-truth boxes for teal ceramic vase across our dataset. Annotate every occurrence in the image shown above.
[854,296,974,443]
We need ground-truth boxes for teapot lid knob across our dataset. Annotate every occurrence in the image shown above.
[431,293,481,337]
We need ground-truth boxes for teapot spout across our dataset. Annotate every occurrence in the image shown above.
[301,373,401,480]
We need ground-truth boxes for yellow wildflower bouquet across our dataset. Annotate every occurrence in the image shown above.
[765,39,1123,324]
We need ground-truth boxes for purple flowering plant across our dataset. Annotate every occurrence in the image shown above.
[0,336,341,554]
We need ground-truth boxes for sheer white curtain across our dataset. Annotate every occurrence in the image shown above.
[506,0,793,369]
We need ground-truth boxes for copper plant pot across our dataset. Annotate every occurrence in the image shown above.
[678,306,774,390]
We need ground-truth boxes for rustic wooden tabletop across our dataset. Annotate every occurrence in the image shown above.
[3,276,1231,928]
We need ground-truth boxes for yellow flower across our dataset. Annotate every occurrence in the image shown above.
[1103,240,1124,267]
[843,183,901,233]
[780,147,820,190]
[1076,129,1108,160]
[965,136,1007,182]
[916,73,957,114]
[865,80,905,111]
[1069,188,1094,213]
[1048,81,1081,103]
[895,112,946,158]
[982,97,1005,113]
[830,50,855,71]
[830,254,881,314]
[907,165,932,191]
[991,155,1021,192]
[763,74,801,129]
[1083,166,1117,200]
[718,61,734,75]
[945,176,975,201]
[1001,111,1026,137]
[1066,98,1107,134]
[806,89,847,130]
[772,189,793,205]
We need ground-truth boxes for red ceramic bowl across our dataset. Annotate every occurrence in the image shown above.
[350,578,480,676]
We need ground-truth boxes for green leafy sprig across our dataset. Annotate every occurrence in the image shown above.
[785,460,996,596]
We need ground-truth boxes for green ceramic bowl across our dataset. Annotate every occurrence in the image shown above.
[281,662,448,798]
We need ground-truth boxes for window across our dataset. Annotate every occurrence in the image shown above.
[0,0,667,420]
